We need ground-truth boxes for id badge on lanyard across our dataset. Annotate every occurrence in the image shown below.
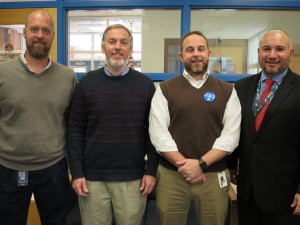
[254,80,280,116]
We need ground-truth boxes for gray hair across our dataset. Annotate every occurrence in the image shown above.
[101,24,133,48]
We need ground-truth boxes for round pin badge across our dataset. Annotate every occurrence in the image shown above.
[203,92,215,102]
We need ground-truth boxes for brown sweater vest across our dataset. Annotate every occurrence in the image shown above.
[160,75,233,172]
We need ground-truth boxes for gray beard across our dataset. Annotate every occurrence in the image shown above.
[106,58,128,70]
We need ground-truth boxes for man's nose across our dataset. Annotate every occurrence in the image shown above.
[268,49,277,58]
[193,49,202,56]
[115,42,121,49]
[34,31,46,40]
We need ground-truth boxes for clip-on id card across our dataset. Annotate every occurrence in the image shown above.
[17,170,28,186]
[218,171,228,188]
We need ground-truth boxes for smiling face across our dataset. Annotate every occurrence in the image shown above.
[258,30,294,77]
[23,11,54,59]
[179,33,211,80]
[101,27,132,74]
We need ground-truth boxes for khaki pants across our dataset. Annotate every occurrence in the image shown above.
[79,179,146,225]
[156,165,230,225]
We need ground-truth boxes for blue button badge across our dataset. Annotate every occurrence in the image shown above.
[204,92,216,103]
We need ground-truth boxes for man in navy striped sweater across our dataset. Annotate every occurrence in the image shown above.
[67,24,159,225]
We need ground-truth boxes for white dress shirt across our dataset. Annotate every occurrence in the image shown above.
[149,69,241,154]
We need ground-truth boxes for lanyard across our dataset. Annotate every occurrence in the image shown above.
[254,79,281,116]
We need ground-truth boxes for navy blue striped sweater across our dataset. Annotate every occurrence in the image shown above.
[67,67,159,181]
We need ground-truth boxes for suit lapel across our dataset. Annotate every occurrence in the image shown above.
[256,70,297,135]
[245,74,260,135]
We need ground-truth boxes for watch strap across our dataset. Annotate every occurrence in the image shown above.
[198,157,208,172]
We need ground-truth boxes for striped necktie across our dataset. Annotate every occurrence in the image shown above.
[255,79,275,132]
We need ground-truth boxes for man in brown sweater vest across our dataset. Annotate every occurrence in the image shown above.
[149,31,241,225]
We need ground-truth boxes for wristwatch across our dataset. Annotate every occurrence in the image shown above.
[198,157,208,172]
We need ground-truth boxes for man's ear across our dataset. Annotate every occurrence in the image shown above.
[23,27,26,39]
[179,52,183,62]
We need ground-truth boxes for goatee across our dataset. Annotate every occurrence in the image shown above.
[106,58,128,70]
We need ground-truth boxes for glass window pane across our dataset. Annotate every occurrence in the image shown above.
[70,53,92,60]
[70,34,92,51]
[140,9,181,73]
[67,9,181,73]
[93,34,102,52]
[191,9,300,75]
[0,25,25,61]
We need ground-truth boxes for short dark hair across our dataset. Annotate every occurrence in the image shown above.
[180,31,209,51]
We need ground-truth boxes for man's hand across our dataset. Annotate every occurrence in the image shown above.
[176,159,206,184]
[188,173,207,184]
[291,193,300,215]
[140,175,156,196]
[72,177,89,196]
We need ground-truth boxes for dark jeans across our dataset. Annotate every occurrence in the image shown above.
[0,158,71,225]
[237,192,300,225]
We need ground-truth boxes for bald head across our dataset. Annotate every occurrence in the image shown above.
[25,10,54,29]
[260,30,292,49]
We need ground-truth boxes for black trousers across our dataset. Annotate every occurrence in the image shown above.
[237,192,300,225]
[0,158,71,225]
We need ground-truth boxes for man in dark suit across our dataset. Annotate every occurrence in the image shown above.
[228,30,300,225]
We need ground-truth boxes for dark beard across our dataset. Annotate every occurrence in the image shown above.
[26,43,50,59]
[184,62,208,77]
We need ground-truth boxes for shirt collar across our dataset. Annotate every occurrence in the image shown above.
[260,68,288,83]
[104,66,129,77]
[20,51,52,73]
[182,69,210,89]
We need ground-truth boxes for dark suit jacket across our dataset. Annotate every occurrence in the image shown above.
[230,69,300,213]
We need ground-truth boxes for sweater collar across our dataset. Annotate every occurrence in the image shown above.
[20,51,51,73]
